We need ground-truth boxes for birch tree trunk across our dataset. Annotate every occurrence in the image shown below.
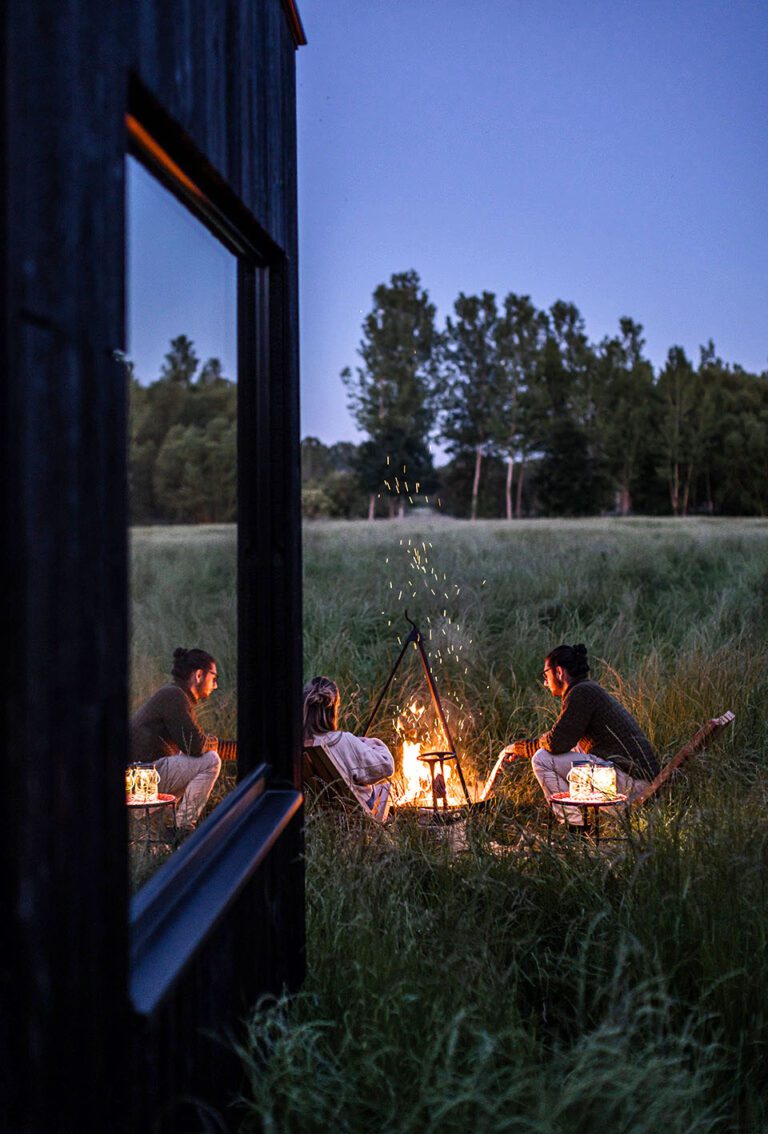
[682,462,694,517]
[505,456,514,520]
[670,463,680,516]
[515,460,526,519]
[471,446,483,521]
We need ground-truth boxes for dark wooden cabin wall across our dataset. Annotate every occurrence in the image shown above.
[2,4,130,1131]
[132,0,298,251]
[1,2,303,1131]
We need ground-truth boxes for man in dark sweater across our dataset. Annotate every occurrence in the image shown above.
[505,643,659,826]
[129,647,222,833]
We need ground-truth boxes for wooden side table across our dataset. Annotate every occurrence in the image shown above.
[126,793,178,849]
[548,792,629,846]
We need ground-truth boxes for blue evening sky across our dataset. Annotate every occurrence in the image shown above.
[126,156,238,383]
[297,0,767,448]
[127,1,768,455]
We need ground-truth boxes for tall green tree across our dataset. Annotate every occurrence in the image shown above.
[440,291,506,521]
[548,301,605,456]
[301,436,333,485]
[495,293,547,518]
[128,335,237,521]
[657,346,698,515]
[595,318,658,515]
[153,417,236,522]
[342,271,438,519]
[715,369,768,514]
[161,334,199,386]
[198,357,224,386]
[535,418,606,516]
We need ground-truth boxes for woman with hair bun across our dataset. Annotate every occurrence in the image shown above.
[503,643,659,828]
[303,676,394,813]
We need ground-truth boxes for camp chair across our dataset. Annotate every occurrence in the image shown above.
[302,744,392,824]
[631,710,735,807]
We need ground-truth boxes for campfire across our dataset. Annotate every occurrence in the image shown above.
[365,613,483,821]
[395,700,474,811]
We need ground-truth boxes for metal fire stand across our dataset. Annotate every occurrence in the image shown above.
[363,612,472,809]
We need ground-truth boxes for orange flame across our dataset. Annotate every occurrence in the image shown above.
[394,701,469,807]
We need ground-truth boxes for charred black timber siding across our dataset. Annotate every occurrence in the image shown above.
[1,3,305,1132]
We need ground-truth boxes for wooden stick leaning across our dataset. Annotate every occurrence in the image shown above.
[631,710,735,807]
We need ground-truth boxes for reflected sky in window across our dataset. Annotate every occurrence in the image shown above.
[126,155,237,385]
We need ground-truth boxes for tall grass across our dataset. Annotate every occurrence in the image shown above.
[130,517,768,1130]
[303,516,768,775]
[236,795,768,1132]
[241,517,768,1133]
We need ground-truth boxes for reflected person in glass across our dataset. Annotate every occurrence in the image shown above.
[129,646,222,834]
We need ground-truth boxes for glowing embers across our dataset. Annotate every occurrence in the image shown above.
[566,760,617,801]
[126,764,160,803]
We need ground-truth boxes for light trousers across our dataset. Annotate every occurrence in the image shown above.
[530,748,649,825]
[152,749,222,829]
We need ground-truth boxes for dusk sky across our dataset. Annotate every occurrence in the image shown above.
[296,0,767,450]
[128,1,768,457]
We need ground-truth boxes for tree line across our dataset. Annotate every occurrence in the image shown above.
[128,335,236,523]
[319,270,768,519]
[128,283,768,524]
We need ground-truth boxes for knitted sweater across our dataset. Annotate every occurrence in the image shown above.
[520,678,659,781]
[129,680,212,762]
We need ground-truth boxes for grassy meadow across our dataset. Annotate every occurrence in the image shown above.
[131,517,768,1132]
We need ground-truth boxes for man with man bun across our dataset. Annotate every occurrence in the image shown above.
[129,647,222,834]
[505,643,659,827]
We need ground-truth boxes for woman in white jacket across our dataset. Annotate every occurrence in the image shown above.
[303,676,395,812]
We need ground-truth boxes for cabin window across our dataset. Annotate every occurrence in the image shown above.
[125,147,239,883]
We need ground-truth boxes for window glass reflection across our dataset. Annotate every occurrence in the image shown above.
[125,154,238,886]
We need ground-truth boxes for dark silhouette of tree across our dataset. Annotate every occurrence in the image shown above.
[198,358,224,386]
[495,293,548,518]
[161,334,199,387]
[535,419,606,516]
[657,346,697,515]
[595,318,657,515]
[440,291,505,521]
[127,335,236,522]
[342,271,438,519]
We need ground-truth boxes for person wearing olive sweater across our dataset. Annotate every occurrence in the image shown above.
[129,646,222,833]
[504,643,659,826]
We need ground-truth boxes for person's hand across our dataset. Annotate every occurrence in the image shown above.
[504,741,526,762]
[205,734,219,752]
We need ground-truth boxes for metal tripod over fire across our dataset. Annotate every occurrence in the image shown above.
[363,612,472,811]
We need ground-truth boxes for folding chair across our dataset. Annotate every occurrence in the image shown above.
[302,744,392,823]
[631,710,735,807]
